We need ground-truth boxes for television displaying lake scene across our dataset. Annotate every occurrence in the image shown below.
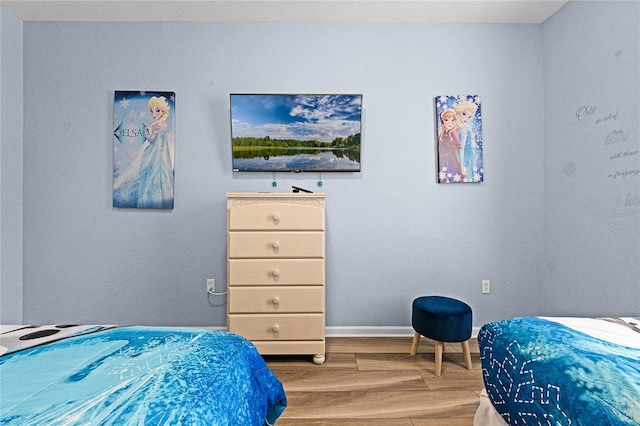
[230,94,362,172]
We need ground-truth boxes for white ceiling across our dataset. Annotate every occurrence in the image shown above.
[0,0,569,24]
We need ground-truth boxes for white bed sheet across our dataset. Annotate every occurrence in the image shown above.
[542,317,640,349]
[0,325,108,356]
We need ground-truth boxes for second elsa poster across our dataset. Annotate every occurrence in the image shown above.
[435,95,483,183]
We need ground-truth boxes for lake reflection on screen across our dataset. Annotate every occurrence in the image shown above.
[233,148,360,172]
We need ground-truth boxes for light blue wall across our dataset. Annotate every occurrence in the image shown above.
[18,21,545,328]
[542,0,639,316]
[5,1,636,329]
[0,8,23,324]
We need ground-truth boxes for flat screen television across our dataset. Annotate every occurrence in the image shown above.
[230,94,362,172]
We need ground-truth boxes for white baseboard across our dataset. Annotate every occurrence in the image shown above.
[326,326,481,338]
[326,326,414,337]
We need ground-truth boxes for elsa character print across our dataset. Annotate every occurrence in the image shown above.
[113,96,175,208]
[454,100,478,182]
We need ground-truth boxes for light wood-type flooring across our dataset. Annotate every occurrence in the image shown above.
[264,336,484,426]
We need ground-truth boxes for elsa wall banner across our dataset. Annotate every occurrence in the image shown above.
[435,95,483,183]
[113,91,176,208]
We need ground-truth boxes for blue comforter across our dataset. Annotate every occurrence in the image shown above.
[0,326,286,425]
[479,317,640,425]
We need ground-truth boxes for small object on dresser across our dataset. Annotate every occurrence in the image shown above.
[292,185,313,193]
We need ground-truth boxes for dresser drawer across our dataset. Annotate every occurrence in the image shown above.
[229,286,324,313]
[228,314,325,341]
[228,232,324,258]
[253,341,325,356]
[228,259,324,285]
[228,197,324,231]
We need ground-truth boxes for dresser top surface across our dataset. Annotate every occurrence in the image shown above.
[226,192,325,199]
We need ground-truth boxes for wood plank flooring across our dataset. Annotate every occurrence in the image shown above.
[264,336,484,426]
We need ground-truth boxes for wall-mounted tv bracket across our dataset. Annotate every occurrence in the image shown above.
[292,186,313,193]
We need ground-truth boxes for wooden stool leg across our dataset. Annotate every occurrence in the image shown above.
[435,341,444,376]
[410,331,420,356]
[461,340,472,370]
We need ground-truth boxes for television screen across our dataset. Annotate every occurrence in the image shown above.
[230,94,362,172]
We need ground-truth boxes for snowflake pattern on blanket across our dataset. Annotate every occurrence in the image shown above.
[479,317,640,426]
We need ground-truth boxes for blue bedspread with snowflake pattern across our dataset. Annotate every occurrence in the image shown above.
[479,317,640,425]
[0,326,286,425]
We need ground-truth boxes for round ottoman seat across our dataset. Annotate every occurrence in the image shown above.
[409,296,473,376]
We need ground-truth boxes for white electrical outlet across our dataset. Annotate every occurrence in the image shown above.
[207,279,216,293]
[482,280,491,294]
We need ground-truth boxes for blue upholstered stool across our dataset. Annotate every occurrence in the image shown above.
[410,296,473,376]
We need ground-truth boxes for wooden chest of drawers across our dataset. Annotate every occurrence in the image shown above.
[226,192,326,364]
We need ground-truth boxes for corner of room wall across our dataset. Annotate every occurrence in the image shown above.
[542,0,640,316]
[0,6,24,324]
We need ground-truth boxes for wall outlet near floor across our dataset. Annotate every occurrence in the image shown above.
[482,280,491,294]
[207,279,216,294]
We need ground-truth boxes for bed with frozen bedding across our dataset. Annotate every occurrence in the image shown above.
[475,316,640,426]
[0,325,286,425]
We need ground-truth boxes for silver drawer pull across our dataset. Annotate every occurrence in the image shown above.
[271,241,280,249]
[272,325,280,333]
[272,297,280,305]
